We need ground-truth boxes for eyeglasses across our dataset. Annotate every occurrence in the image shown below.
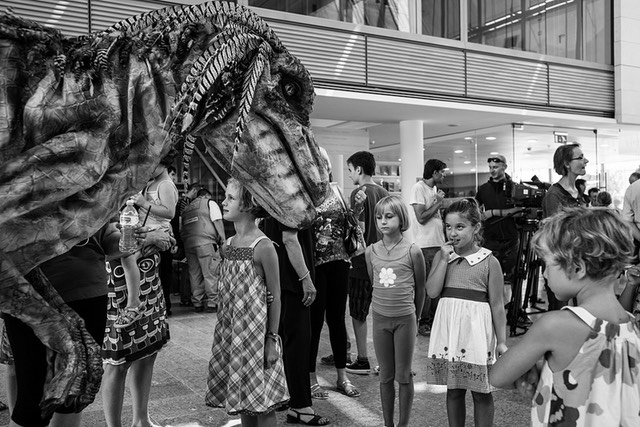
[571,155,586,161]
[487,158,504,163]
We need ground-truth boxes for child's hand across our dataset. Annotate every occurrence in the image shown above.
[514,361,542,399]
[264,339,279,369]
[133,193,148,209]
[440,241,454,258]
[266,290,274,307]
[496,342,508,357]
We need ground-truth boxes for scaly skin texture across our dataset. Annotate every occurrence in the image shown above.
[0,1,328,418]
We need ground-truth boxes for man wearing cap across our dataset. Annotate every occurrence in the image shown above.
[476,155,523,301]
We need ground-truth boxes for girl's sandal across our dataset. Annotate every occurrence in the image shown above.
[114,303,144,329]
[336,379,360,397]
[310,383,329,400]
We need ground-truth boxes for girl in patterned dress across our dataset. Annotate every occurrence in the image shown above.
[491,208,640,426]
[365,196,426,427]
[426,198,507,427]
[205,178,288,425]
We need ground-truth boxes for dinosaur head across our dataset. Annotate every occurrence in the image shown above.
[164,4,330,229]
[191,49,329,229]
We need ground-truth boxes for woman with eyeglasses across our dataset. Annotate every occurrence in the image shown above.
[541,143,588,311]
[541,143,588,218]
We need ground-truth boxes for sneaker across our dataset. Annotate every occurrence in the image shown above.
[345,358,371,375]
[320,354,335,366]
[194,306,204,313]
[320,353,352,366]
[206,305,217,313]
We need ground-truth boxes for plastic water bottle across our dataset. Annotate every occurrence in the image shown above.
[318,218,332,249]
[119,200,139,253]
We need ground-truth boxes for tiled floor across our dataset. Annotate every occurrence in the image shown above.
[0,295,534,426]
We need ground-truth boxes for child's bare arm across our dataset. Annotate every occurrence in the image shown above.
[426,249,449,298]
[255,239,281,369]
[619,267,640,312]
[487,256,507,355]
[365,246,373,284]
[134,182,178,220]
[411,245,427,323]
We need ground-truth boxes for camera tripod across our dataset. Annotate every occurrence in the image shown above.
[507,218,545,336]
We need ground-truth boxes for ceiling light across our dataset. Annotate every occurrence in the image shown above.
[527,139,537,143]
[398,158,402,161]
[485,136,496,141]
[454,150,463,154]
[464,161,471,164]
[444,168,450,171]
[464,137,473,140]
[490,152,499,155]
[470,168,476,172]
[371,140,375,144]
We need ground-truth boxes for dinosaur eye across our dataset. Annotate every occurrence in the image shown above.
[282,81,299,98]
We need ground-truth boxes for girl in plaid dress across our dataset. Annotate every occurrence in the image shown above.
[205,179,288,424]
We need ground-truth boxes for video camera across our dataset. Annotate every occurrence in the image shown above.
[509,182,547,223]
[511,182,546,209]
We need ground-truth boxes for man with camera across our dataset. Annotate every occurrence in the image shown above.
[476,155,523,307]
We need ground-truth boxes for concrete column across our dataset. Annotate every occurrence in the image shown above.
[615,1,640,124]
[329,154,344,189]
[399,120,424,204]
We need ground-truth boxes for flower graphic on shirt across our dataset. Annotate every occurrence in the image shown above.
[379,268,396,287]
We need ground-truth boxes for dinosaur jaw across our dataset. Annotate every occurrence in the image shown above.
[199,114,329,229]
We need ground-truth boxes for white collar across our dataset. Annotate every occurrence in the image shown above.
[448,247,492,266]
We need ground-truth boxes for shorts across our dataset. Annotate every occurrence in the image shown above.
[348,276,372,322]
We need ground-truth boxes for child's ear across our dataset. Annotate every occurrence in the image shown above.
[572,260,587,279]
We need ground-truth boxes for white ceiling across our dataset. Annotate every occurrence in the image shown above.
[309,88,639,182]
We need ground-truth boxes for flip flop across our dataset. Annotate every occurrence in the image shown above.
[310,383,329,400]
[336,379,360,397]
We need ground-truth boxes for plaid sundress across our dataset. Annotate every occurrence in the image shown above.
[205,235,289,415]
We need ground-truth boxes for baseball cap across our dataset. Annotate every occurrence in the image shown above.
[487,155,507,164]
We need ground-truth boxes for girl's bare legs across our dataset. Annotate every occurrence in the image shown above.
[102,362,131,427]
[6,363,16,414]
[129,354,160,427]
[471,391,494,427]
[446,389,466,427]
[240,414,258,427]
[379,381,395,427]
[258,411,277,427]
[397,380,414,427]
[121,254,142,309]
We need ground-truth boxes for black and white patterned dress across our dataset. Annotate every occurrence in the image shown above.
[102,254,170,364]
[205,235,289,415]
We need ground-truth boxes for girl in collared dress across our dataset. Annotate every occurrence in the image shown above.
[426,198,507,427]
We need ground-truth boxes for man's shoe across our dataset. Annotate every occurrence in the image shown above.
[345,357,370,375]
[206,305,217,313]
[320,354,335,366]
[194,306,204,313]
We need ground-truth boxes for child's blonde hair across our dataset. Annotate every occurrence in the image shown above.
[374,196,410,233]
[227,178,269,218]
[532,208,634,279]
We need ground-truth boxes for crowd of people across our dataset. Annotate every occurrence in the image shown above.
[1,144,640,427]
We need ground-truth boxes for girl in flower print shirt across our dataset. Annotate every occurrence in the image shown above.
[426,198,507,427]
[365,196,426,427]
[491,208,640,427]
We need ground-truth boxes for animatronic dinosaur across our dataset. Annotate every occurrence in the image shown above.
[0,1,329,417]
